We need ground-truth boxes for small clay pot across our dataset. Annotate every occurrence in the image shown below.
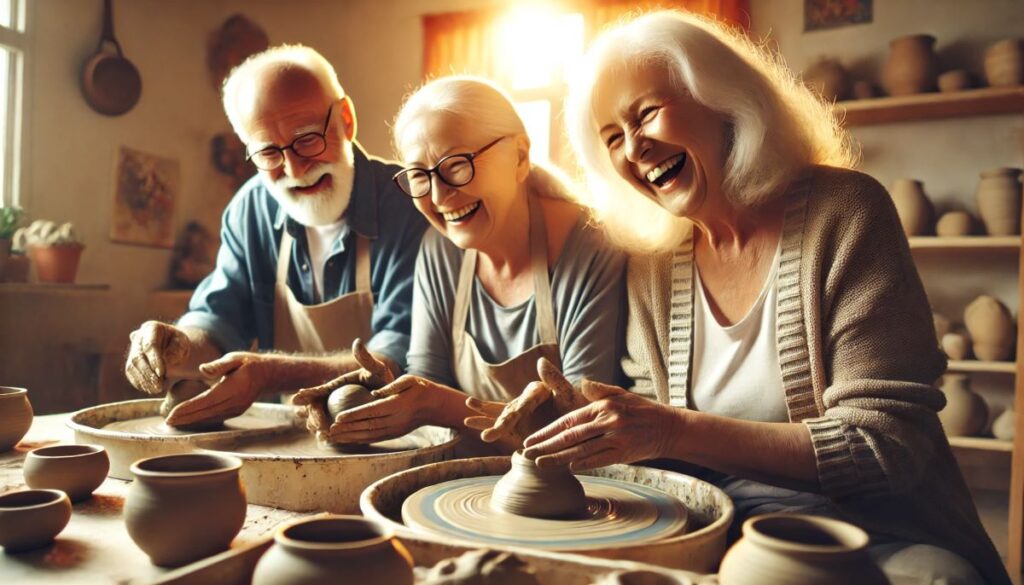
[718,514,887,585]
[852,81,877,100]
[889,179,933,236]
[125,453,247,567]
[802,57,850,102]
[252,515,414,585]
[24,444,110,503]
[964,295,1015,361]
[0,489,72,553]
[935,211,974,237]
[0,386,33,452]
[327,384,375,420]
[881,34,939,96]
[975,167,1023,236]
[938,374,988,437]
[597,570,690,584]
[491,451,586,518]
[941,332,970,361]
[992,408,1016,441]
[937,70,972,93]
[984,39,1024,87]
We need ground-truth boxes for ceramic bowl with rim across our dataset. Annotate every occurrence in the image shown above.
[0,386,33,451]
[0,489,72,553]
[24,444,110,502]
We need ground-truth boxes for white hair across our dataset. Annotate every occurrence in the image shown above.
[222,44,345,143]
[565,10,857,252]
[393,75,579,203]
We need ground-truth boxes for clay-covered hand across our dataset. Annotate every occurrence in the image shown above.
[327,375,444,444]
[125,320,192,395]
[289,339,396,437]
[521,380,682,471]
[164,351,270,427]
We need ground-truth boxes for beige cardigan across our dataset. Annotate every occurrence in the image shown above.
[623,166,1010,584]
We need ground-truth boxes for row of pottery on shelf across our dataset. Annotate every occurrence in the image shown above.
[938,374,1017,441]
[934,296,1016,362]
[891,168,1023,237]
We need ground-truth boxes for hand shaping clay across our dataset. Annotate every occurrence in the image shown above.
[490,451,586,518]
[327,384,376,420]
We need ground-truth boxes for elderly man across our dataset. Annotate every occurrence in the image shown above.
[124,45,426,428]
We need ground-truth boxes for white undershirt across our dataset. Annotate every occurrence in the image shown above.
[690,246,788,423]
[305,220,347,302]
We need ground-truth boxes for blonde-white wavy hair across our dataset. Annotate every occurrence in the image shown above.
[565,10,857,252]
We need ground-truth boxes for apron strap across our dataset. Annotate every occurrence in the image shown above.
[354,234,371,293]
[528,195,557,345]
[276,230,294,285]
[452,248,477,360]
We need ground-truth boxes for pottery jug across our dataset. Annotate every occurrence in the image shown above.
[935,211,973,237]
[252,515,414,585]
[976,167,1022,236]
[984,39,1024,87]
[993,408,1017,441]
[964,295,1015,361]
[718,514,887,585]
[0,386,33,451]
[881,34,939,96]
[24,444,110,502]
[491,451,586,518]
[890,179,933,236]
[0,489,72,552]
[125,453,246,567]
[938,374,988,437]
[803,57,850,102]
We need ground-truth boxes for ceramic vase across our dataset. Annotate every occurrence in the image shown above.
[0,489,72,552]
[327,384,375,419]
[938,375,988,437]
[252,515,414,585]
[125,453,246,567]
[936,211,973,237]
[938,70,972,93]
[0,386,33,451]
[27,244,84,283]
[881,34,939,96]
[802,57,850,102]
[993,408,1017,441]
[890,179,933,236]
[984,39,1024,87]
[718,514,887,585]
[941,332,970,361]
[976,168,1023,236]
[24,444,110,502]
[491,451,586,518]
[964,295,1015,361]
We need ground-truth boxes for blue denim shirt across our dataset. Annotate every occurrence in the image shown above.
[177,144,427,369]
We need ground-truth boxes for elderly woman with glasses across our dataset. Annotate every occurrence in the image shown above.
[294,76,627,452]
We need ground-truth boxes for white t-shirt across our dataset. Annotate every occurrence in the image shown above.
[305,220,347,302]
[690,247,788,423]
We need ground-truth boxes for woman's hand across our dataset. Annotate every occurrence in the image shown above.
[521,380,683,471]
[326,375,453,444]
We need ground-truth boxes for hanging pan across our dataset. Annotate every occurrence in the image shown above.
[81,0,141,116]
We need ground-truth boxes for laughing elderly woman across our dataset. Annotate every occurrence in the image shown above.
[505,10,1009,585]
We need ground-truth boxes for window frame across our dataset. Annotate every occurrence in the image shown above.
[0,0,29,208]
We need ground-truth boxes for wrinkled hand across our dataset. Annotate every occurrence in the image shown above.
[164,351,268,428]
[327,375,441,444]
[290,339,395,437]
[125,321,191,395]
[521,380,682,471]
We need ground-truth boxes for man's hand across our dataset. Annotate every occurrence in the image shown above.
[125,321,192,395]
[164,352,269,428]
[327,375,445,444]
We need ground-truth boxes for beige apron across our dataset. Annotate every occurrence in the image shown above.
[451,195,562,403]
[273,230,374,353]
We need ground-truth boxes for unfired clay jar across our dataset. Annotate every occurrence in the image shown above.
[491,451,586,518]
[937,69,972,93]
[24,444,110,502]
[802,57,850,102]
[881,34,939,96]
[125,453,247,567]
[718,514,887,585]
[0,489,71,553]
[420,549,541,585]
[938,374,988,437]
[327,384,375,420]
[935,211,973,237]
[852,81,877,100]
[890,179,933,236]
[941,332,970,360]
[976,167,1023,236]
[596,569,690,584]
[984,39,1024,87]
[964,295,1016,361]
[993,408,1017,441]
[0,386,33,451]
[252,515,413,585]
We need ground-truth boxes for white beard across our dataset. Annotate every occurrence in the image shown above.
[262,140,355,227]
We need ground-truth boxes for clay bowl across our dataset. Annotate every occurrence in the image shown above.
[24,444,110,502]
[0,386,33,451]
[0,489,72,553]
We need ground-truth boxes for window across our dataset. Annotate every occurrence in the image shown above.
[0,0,26,207]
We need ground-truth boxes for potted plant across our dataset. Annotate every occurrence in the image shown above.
[0,207,24,280]
[21,220,85,283]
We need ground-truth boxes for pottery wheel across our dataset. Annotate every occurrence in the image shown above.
[222,430,430,456]
[103,414,281,436]
[401,475,688,551]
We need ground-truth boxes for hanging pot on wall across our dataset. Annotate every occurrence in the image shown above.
[81,0,141,116]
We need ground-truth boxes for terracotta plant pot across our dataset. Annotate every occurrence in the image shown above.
[252,515,414,585]
[935,211,974,237]
[889,179,933,236]
[125,453,247,567]
[27,244,84,283]
[24,444,110,502]
[937,69,972,93]
[718,514,886,585]
[0,489,72,552]
[938,374,988,437]
[992,408,1016,441]
[0,386,33,451]
[491,451,586,518]
[964,295,1016,361]
[975,167,1022,236]
[0,237,9,280]
[802,57,850,102]
[881,34,939,96]
[984,39,1024,87]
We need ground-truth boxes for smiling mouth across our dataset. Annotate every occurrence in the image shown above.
[291,173,330,195]
[645,154,687,188]
[441,201,481,223]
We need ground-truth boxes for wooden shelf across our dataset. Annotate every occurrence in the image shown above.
[0,282,110,293]
[909,236,1021,251]
[947,360,1017,374]
[837,86,1024,126]
[949,436,1014,453]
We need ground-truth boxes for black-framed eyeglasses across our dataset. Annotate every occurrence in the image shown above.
[245,104,333,171]
[392,136,506,199]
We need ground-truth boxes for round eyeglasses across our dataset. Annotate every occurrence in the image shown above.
[245,104,333,171]
[392,136,506,199]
